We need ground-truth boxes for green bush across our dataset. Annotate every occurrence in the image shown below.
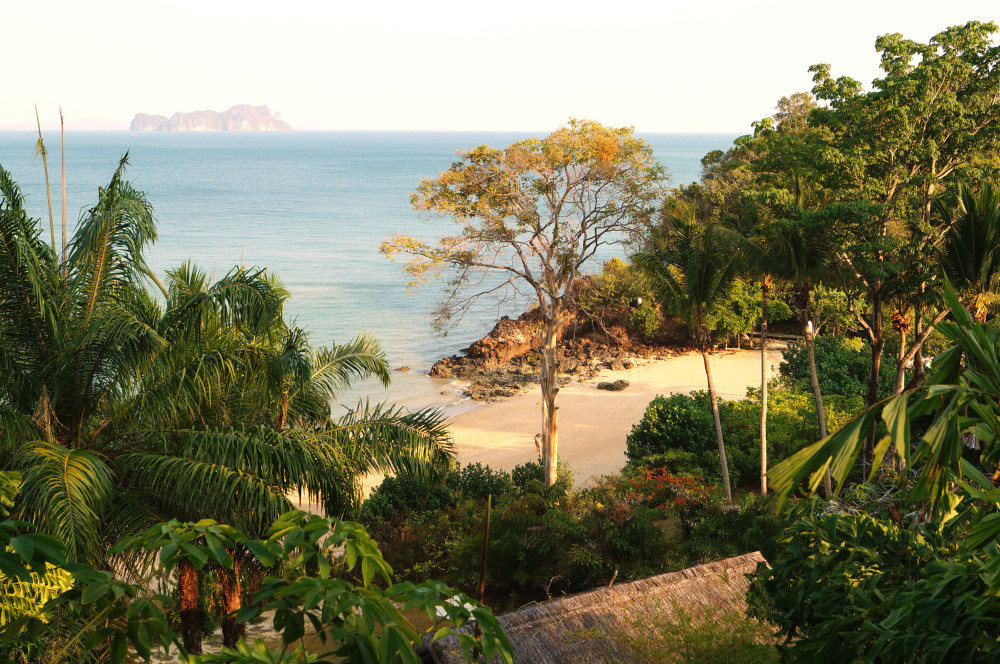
[748,508,1000,663]
[511,460,545,490]
[626,389,844,489]
[451,462,516,502]
[780,334,896,400]
[359,473,453,522]
[625,392,725,479]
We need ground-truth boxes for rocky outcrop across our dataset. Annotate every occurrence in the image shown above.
[130,113,168,131]
[130,105,292,132]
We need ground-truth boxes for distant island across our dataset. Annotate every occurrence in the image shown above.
[130,104,292,132]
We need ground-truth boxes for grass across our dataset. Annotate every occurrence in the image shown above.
[612,599,779,664]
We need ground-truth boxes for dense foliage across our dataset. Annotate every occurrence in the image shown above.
[625,389,855,489]
[363,461,786,608]
[0,470,511,663]
[779,334,892,402]
[757,284,1000,660]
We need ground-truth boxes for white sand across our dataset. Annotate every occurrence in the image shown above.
[447,348,784,487]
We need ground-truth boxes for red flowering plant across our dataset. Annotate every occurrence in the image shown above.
[627,468,720,513]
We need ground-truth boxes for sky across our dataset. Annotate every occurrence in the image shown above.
[2,0,998,133]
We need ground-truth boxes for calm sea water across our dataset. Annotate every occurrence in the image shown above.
[0,130,737,413]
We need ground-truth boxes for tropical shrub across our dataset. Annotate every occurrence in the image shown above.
[759,283,1000,661]
[625,392,723,479]
[779,334,896,400]
[626,389,841,489]
[0,487,512,663]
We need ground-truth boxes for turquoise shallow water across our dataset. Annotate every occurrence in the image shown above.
[0,130,737,412]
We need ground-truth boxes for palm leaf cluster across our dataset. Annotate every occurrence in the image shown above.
[0,158,454,564]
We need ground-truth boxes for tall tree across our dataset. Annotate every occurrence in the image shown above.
[634,204,743,502]
[808,21,1000,450]
[382,119,666,486]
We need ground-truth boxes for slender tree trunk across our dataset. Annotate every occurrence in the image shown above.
[34,106,55,251]
[541,312,561,486]
[702,348,732,503]
[806,326,832,496]
[217,555,245,648]
[760,277,769,495]
[60,108,67,268]
[178,559,203,654]
[892,321,908,395]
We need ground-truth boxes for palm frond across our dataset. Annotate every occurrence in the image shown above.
[302,333,393,400]
[322,401,455,484]
[15,443,114,564]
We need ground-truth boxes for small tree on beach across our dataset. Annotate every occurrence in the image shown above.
[381,119,667,486]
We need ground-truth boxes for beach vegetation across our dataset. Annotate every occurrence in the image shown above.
[382,119,667,486]
[625,389,855,490]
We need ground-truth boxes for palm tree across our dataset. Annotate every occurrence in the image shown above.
[939,182,1000,324]
[765,216,835,495]
[0,157,454,566]
[634,204,743,502]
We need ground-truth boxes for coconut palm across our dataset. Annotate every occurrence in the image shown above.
[633,204,743,502]
[0,158,454,572]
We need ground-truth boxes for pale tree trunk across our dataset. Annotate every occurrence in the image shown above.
[540,310,561,486]
[217,555,245,648]
[60,108,67,268]
[34,106,55,252]
[760,277,769,495]
[702,348,732,503]
[892,321,908,395]
[178,559,203,654]
[806,326,832,496]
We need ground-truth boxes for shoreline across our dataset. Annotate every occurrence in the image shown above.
[445,347,785,488]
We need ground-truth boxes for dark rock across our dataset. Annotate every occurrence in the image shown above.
[597,379,630,392]
[394,366,410,372]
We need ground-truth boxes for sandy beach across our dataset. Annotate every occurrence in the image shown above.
[447,347,785,487]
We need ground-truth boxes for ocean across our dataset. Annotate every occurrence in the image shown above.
[0,130,738,414]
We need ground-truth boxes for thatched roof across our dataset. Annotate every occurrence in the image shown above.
[428,551,766,664]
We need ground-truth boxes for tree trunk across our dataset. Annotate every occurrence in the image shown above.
[760,277,769,495]
[892,321,908,395]
[217,555,245,648]
[806,326,832,496]
[702,349,732,503]
[863,294,885,470]
[540,313,561,486]
[864,337,883,470]
[178,559,203,655]
[60,109,67,268]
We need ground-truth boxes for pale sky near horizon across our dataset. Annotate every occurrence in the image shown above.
[3,1,998,133]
